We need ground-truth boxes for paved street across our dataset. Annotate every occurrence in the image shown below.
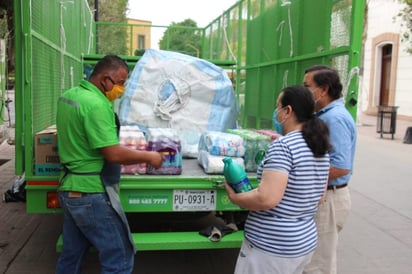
[1,107,412,273]
[338,115,412,273]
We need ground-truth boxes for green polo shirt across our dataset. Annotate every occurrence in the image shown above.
[56,80,119,193]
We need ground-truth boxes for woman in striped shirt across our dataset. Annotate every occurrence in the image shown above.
[225,85,331,274]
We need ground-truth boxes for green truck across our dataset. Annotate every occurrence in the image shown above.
[14,0,365,251]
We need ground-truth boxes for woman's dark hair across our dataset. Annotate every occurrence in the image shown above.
[304,65,343,100]
[279,85,331,156]
[90,55,129,77]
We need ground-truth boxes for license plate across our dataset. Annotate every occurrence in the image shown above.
[173,190,216,211]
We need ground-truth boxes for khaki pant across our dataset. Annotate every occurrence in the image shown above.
[303,186,351,274]
[235,239,313,274]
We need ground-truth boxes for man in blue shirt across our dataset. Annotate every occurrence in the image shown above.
[303,65,357,274]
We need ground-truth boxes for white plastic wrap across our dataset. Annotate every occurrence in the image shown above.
[119,126,147,175]
[226,129,271,172]
[146,128,182,175]
[198,131,245,157]
[198,150,245,174]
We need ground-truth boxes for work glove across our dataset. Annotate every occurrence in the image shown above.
[199,223,238,242]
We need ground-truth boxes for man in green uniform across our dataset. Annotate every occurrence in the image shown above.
[56,55,164,274]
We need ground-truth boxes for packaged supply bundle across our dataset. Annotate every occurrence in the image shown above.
[226,129,271,172]
[146,128,182,175]
[177,129,201,159]
[198,150,245,174]
[119,126,147,175]
[198,131,245,157]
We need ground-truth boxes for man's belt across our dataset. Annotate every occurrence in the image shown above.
[67,191,101,198]
[327,183,347,190]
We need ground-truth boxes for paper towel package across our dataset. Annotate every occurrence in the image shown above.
[198,150,245,174]
[119,126,147,175]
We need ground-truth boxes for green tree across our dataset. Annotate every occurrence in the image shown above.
[395,0,412,54]
[88,0,129,55]
[159,19,202,57]
[0,0,15,75]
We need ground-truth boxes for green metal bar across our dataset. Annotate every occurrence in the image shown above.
[236,2,245,126]
[25,175,59,181]
[29,31,79,62]
[325,0,332,53]
[83,54,234,70]
[223,12,229,61]
[13,0,23,174]
[94,19,98,54]
[129,24,133,56]
[15,0,33,176]
[25,175,257,188]
[346,0,366,121]
[97,21,201,30]
[217,16,223,60]
[23,11,34,177]
[238,46,352,71]
[235,1,243,87]
[83,54,140,67]
[120,180,224,190]
[57,230,244,252]
[199,27,205,58]
[207,26,213,58]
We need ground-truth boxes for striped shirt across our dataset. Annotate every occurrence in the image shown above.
[244,130,330,257]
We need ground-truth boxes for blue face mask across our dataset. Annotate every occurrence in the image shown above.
[272,109,284,135]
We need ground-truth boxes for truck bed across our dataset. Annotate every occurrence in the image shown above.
[59,159,249,252]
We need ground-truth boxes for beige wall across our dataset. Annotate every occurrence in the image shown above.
[361,0,412,120]
[126,18,152,54]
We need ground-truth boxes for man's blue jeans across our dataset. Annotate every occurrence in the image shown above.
[56,192,134,274]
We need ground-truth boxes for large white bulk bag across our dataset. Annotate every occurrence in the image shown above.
[117,49,239,158]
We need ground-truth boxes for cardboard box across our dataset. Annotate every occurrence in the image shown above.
[34,125,61,176]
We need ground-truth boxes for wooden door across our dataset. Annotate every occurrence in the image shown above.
[379,44,392,106]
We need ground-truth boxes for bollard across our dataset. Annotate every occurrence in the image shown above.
[403,127,412,144]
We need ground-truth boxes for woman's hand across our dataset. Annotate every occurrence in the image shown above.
[223,180,237,204]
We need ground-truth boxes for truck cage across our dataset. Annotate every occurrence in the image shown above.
[14,0,365,251]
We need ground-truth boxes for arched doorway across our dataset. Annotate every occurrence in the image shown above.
[379,44,392,106]
[368,33,399,112]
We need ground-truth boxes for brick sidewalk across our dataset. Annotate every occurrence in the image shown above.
[0,127,43,274]
[357,112,411,143]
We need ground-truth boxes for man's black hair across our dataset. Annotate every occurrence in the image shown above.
[305,65,343,100]
[90,55,129,78]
